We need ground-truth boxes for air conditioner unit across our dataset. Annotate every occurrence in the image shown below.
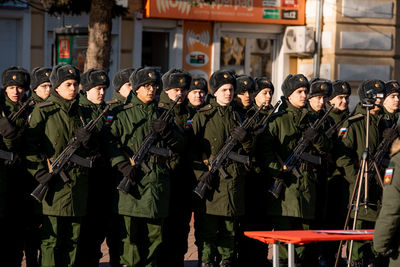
[283,26,315,55]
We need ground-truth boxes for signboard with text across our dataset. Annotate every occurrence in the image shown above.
[146,0,305,25]
[183,21,213,80]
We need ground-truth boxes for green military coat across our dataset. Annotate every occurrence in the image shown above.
[107,93,181,219]
[265,99,328,220]
[374,138,400,266]
[25,92,90,217]
[192,98,251,217]
[0,92,30,217]
[336,103,383,221]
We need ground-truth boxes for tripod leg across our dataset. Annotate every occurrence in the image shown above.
[373,161,384,188]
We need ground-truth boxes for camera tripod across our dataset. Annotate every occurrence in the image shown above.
[334,101,384,267]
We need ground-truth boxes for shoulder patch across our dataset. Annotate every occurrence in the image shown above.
[339,127,348,138]
[36,101,54,108]
[198,104,212,112]
[122,103,134,110]
[384,168,394,185]
[348,114,364,122]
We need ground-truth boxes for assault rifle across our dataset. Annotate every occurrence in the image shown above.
[367,123,398,188]
[251,100,281,135]
[268,105,334,199]
[193,103,264,199]
[0,97,35,161]
[30,101,115,202]
[117,96,180,194]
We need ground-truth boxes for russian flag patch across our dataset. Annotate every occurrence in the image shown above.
[384,168,394,184]
[106,115,113,122]
[339,127,348,137]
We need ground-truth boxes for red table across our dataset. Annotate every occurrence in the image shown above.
[244,230,374,267]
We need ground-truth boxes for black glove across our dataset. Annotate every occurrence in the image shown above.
[382,127,398,142]
[199,171,213,189]
[379,248,397,258]
[0,117,18,139]
[150,119,171,138]
[74,127,92,148]
[34,169,52,185]
[302,128,319,142]
[231,126,248,143]
[117,161,137,185]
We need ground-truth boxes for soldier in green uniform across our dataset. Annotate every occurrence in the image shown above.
[107,67,182,267]
[336,80,386,266]
[321,80,352,265]
[25,64,94,267]
[187,77,207,108]
[380,81,400,149]
[112,68,135,106]
[30,67,52,104]
[233,74,255,118]
[76,68,116,267]
[239,77,276,267]
[192,70,252,267]
[156,69,193,267]
[0,67,30,266]
[373,138,400,267]
[265,74,329,265]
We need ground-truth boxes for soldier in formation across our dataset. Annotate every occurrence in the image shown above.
[1,63,399,267]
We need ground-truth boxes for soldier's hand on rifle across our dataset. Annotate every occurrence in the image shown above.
[199,171,213,189]
[34,169,52,185]
[302,127,319,142]
[231,126,249,143]
[0,117,18,139]
[150,118,171,138]
[382,127,398,142]
[117,161,137,186]
[74,127,92,149]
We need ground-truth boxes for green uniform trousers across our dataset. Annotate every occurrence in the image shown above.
[194,213,236,263]
[120,216,163,267]
[41,215,82,267]
[349,219,377,261]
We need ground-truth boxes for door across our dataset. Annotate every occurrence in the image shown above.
[142,31,170,74]
[0,18,18,71]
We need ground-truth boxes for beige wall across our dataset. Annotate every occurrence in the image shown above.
[30,1,45,70]
[299,0,400,89]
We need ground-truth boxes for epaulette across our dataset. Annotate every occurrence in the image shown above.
[122,103,134,110]
[36,101,54,108]
[198,104,212,112]
[348,113,364,122]
[105,99,119,105]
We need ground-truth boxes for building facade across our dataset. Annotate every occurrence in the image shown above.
[0,0,398,103]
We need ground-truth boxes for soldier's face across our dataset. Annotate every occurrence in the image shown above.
[288,87,307,108]
[136,83,157,103]
[35,82,51,100]
[308,95,326,112]
[383,92,399,113]
[236,90,253,107]
[166,88,187,104]
[329,94,349,111]
[5,85,25,103]
[255,88,272,108]
[86,85,106,104]
[214,84,234,106]
[187,89,205,107]
[119,82,132,98]
[55,79,79,100]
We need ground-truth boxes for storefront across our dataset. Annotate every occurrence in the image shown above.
[131,0,306,100]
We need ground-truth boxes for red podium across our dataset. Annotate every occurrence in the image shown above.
[244,230,374,267]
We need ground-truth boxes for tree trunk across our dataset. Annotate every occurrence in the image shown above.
[85,0,113,72]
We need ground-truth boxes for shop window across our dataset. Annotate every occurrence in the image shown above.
[220,36,273,78]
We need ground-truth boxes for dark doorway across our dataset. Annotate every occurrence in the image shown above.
[142,31,169,74]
